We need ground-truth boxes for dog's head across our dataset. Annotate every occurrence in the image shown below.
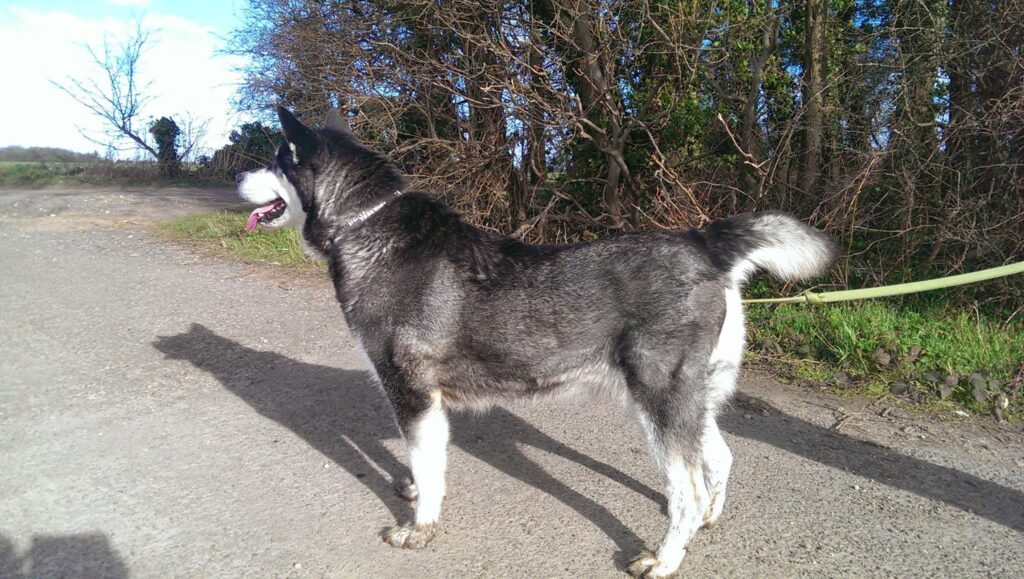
[235,106,405,238]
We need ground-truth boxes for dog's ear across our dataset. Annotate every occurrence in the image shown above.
[324,108,352,134]
[277,106,319,163]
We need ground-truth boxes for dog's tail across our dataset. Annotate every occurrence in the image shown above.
[704,212,837,286]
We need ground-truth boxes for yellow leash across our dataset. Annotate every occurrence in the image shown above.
[743,261,1024,305]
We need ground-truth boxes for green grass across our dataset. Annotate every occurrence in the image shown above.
[0,162,74,186]
[161,210,319,269]
[747,299,1023,417]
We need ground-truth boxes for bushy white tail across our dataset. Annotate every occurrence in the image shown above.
[704,212,837,286]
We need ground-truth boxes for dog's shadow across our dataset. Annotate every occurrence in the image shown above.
[152,323,659,559]
[153,323,1024,562]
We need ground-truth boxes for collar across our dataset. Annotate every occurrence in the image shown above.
[332,190,403,243]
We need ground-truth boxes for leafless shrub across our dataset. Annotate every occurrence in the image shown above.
[229,0,1023,304]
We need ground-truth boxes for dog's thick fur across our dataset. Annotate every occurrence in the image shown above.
[236,107,837,577]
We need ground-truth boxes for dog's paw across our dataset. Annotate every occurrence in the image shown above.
[625,549,680,578]
[393,476,418,502]
[383,523,436,549]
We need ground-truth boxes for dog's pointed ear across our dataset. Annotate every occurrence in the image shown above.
[324,108,352,134]
[277,106,318,163]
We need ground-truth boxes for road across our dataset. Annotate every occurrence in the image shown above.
[1,187,1022,578]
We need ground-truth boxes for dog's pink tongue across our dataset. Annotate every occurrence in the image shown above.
[246,200,283,231]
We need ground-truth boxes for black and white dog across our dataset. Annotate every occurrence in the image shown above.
[236,106,836,577]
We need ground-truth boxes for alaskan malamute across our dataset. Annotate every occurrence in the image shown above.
[236,106,836,577]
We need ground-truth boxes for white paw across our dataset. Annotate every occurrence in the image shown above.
[625,549,682,578]
[382,523,436,549]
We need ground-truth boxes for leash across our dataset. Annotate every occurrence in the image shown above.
[743,260,1024,305]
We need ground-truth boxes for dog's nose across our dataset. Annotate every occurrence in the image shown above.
[235,173,245,185]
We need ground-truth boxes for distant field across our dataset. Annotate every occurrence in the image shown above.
[0,161,82,166]
[0,162,80,186]
[0,161,89,167]
[0,160,231,188]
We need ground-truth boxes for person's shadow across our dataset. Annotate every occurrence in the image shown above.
[153,323,1024,564]
[0,533,128,578]
[152,323,659,561]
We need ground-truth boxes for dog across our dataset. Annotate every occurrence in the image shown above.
[235,106,836,577]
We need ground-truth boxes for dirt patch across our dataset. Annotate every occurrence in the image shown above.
[739,371,1024,469]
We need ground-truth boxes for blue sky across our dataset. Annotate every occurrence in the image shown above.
[0,0,252,157]
[27,0,243,29]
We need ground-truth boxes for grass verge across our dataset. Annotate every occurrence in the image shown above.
[747,299,1023,420]
[164,210,1022,419]
[161,209,321,269]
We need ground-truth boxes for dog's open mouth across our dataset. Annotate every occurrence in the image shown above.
[246,199,287,231]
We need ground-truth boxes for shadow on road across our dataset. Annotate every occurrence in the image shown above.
[153,323,1024,562]
[720,403,1024,533]
[153,323,656,559]
[0,533,128,578]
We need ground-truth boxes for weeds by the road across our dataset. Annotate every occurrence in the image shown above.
[162,210,319,269]
[164,210,1022,420]
[747,299,1023,420]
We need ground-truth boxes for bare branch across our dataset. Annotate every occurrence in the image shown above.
[52,20,158,159]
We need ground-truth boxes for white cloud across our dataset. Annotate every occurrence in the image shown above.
[0,6,251,157]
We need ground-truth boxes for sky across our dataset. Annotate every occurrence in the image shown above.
[0,0,253,157]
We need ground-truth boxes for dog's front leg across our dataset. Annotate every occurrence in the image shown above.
[383,389,450,549]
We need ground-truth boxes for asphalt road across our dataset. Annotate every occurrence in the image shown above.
[1,187,1022,578]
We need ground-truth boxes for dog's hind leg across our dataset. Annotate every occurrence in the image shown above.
[702,286,742,528]
[621,332,713,577]
[700,415,732,528]
[383,390,450,549]
[627,406,711,579]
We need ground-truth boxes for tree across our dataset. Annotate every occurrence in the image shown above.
[53,22,160,159]
[227,0,1024,302]
[207,122,283,177]
[53,22,209,166]
[149,117,181,177]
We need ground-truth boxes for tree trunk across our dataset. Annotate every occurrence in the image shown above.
[740,7,779,198]
[944,0,969,181]
[801,0,826,196]
[464,10,517,220]
[521,25,548,225]
[562,0,627,226]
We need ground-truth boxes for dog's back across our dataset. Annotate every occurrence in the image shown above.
[345,197,833,410]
